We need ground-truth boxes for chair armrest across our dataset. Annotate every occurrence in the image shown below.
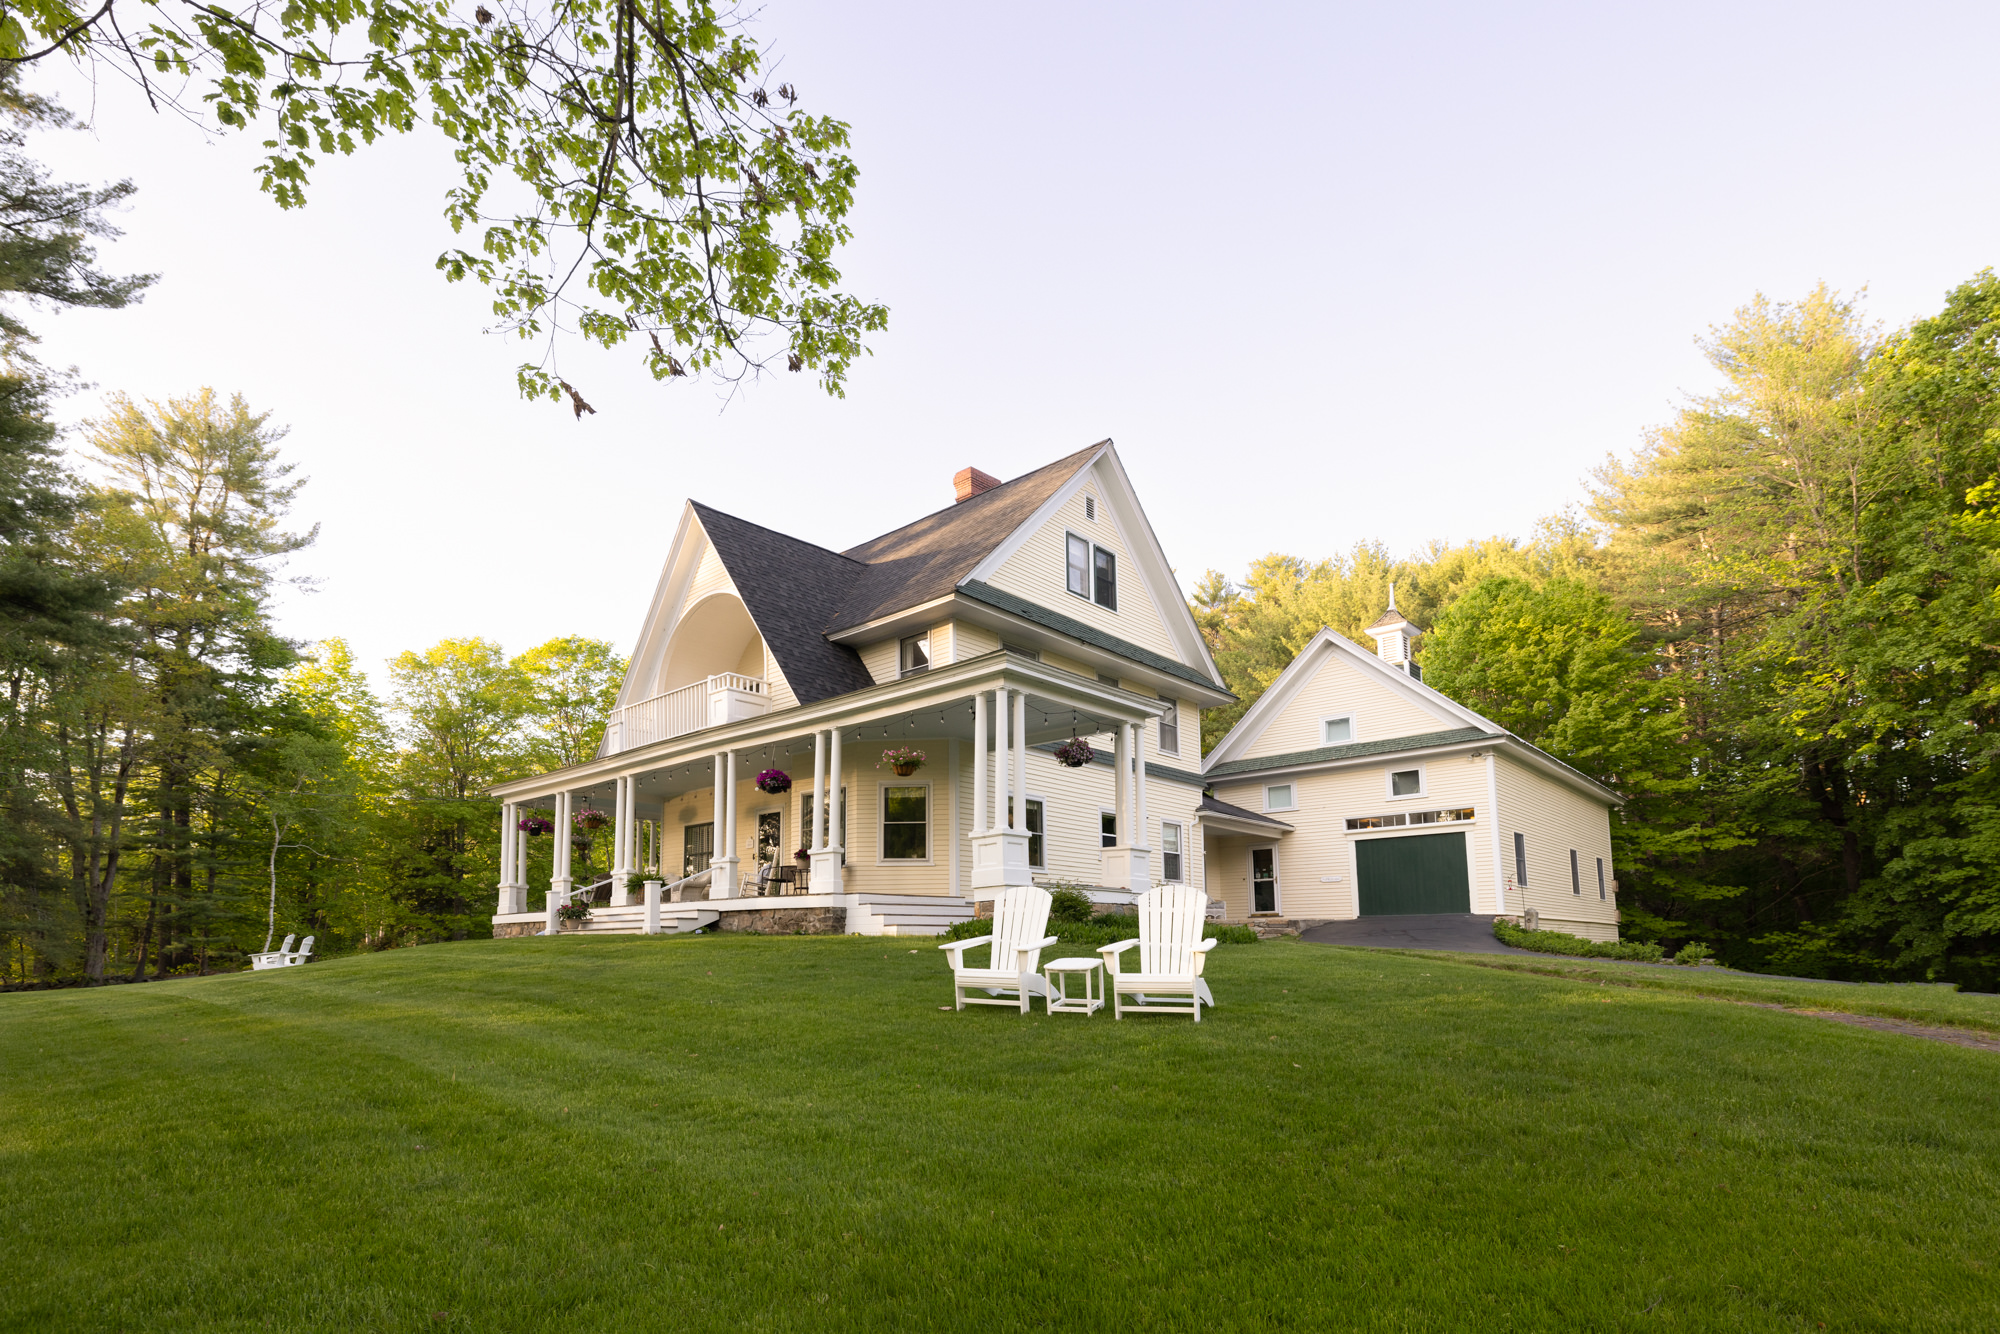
[1007,936,1059,966]
[1097,938,1140,973]
[1193,937,1221,952]
[939,935,991,964]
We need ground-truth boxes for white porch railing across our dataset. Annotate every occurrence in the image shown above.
[606,674,766,753]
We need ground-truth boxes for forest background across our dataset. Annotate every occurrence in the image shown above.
[3,85,1996,990]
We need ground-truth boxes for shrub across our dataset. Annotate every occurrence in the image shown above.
[1493,919,1664,963]
[1674,941,1714,967]
[1047,888,1096,924]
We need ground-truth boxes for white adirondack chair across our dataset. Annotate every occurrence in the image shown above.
[285,936,315,966]
[938,885,1059,1014]
[1098,886,1219,1021]
[249,934,296,971]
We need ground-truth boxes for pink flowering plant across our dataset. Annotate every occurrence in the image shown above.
[573,808,610,832]
[879,746,927,773]
[518,816,554,835]
[1053,737,1096,768]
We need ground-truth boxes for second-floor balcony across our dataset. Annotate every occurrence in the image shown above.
[604,673,766,754]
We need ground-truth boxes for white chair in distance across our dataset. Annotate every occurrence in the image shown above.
[1098,886,1219,1021]
[250,934,314,970]
[249,934,295,970]
[938,885,1058,1014]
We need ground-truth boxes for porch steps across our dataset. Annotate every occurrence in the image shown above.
[850,895,975,938]
[566,904,719,935]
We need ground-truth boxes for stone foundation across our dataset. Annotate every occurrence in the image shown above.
[715,905,846,935]
[493,921,546,938]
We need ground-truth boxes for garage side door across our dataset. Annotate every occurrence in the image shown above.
[1356,832,1471,915]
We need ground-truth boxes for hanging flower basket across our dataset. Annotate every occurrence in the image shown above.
[880,746,927,777]
[574,809,610,832]
[518,816,554,836]
[755,768,792,795]
[1054,737,1096,768]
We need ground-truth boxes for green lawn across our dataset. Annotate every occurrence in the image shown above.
[3,937,1997,1332]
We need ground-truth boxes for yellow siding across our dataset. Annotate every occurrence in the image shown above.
[1494,755,1620,940]
[1042,650,1096,678]
[1153,694,1199,765]
[948,619,1001,662]
[1206,751,1498,921]
[985,480,1180,659]
[763,642,798,710]
[1242,650,1454,756]
[858,637,900,685]
[687,541,735,605]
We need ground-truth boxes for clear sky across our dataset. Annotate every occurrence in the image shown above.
[21,0,2000,685]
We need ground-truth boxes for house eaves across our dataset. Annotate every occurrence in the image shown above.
[955,580,1232,698]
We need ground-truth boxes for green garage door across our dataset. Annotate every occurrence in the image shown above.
[1356,832,1471,915]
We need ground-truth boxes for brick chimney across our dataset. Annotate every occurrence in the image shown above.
[953,466,1001,503]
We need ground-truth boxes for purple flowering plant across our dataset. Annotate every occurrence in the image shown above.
[755,768,792,794]
[1054,737,1096,768]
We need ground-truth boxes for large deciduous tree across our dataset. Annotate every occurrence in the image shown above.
[0,0,886,406]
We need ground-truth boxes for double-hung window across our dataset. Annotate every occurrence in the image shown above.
[1158,702,1179,755]
[1100,810,1118,848]
[899,633,931,676]
[1161,821,1184,882]
[1065,532,1117,610]
[881,785,928,861]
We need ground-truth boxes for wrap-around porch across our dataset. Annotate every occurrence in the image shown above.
[489,651,1168,937]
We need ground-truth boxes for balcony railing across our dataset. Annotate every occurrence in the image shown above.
[605,673,766,754]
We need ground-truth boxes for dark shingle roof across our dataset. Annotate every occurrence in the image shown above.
[1205,727,1493,777]
[690,502,878,706]
[1196,792,1294,829]
[959,580,1225,693]
[826,445,1103,631]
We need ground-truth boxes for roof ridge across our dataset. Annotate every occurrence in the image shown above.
[689,500,868,568]
[837,441,1105,559]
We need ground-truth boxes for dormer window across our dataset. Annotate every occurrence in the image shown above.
[1066,533,1117,610]
[899,634,931,676]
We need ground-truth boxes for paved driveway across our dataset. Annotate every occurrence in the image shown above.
[1299,913,1537,955]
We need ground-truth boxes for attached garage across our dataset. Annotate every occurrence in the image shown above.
[1356,832,1471,915]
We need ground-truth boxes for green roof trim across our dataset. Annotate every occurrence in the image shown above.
[1030,742,1205,788]
[1205,727,1493,777]
[957,580,1229,696]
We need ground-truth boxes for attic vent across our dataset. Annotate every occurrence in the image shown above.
[954,467,1001,503]
[1084,495,1096,521]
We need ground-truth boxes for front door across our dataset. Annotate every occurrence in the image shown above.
[684,822,714,878]
[1251,847,1277,914]
[1356,832,1471,915]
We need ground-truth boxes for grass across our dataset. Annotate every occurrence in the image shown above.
[2,936,1997,1332]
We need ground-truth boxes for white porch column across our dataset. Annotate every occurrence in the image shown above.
[811,726,846,894]
[720,749,740,893]
[547,790,572,933]
[972,692,988,837]
[970,687,1031,893]
[947,738,962,898]
[610,777,633,906]
[496,803,519,915]
[1102,724,1142,891]
[1130,717,1152,888]
[1013,689,1028,834]
[709,752,734,898]
[811,729,828,852]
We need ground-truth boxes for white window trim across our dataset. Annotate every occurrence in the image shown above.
[1157,700,1181,756]
[1099,806,1119,849]
[1384,764,1427,800]
[1250,844,1281,915]
[1341,808,1476,836]
[1321,713,1358,746]
[899,632,932,677]
[1263,782,1298,812]
[1064,530,1092,602]
[1160,819,1185,882]
[1016,792,1049,870]
[876,779,933,865]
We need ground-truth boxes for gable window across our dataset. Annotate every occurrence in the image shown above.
[1387,767,1424,798]
[1265,783,1295,812]
[881,784,929,861]
[1100,810,1118,848]
[1513,832,1527,886]
[899,633,931,677]
[1010,797,1046,869]
[1597,857,1607,900]
[1323,715,1354,745]
[1066,533,1091,598]
[1066,532,1117,610]
[1093,547,1117,610]
[1159,701,1180,755]
[1161,821,1184,882]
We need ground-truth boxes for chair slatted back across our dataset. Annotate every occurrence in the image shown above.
[296,936,314,958]
[1137,886,1208,976]
[987,885,1054,973]
[276,934,295,956]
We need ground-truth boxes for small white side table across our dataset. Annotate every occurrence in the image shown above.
[1044,957,1105,1015]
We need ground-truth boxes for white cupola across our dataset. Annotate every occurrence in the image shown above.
[1365,584,1422,676]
